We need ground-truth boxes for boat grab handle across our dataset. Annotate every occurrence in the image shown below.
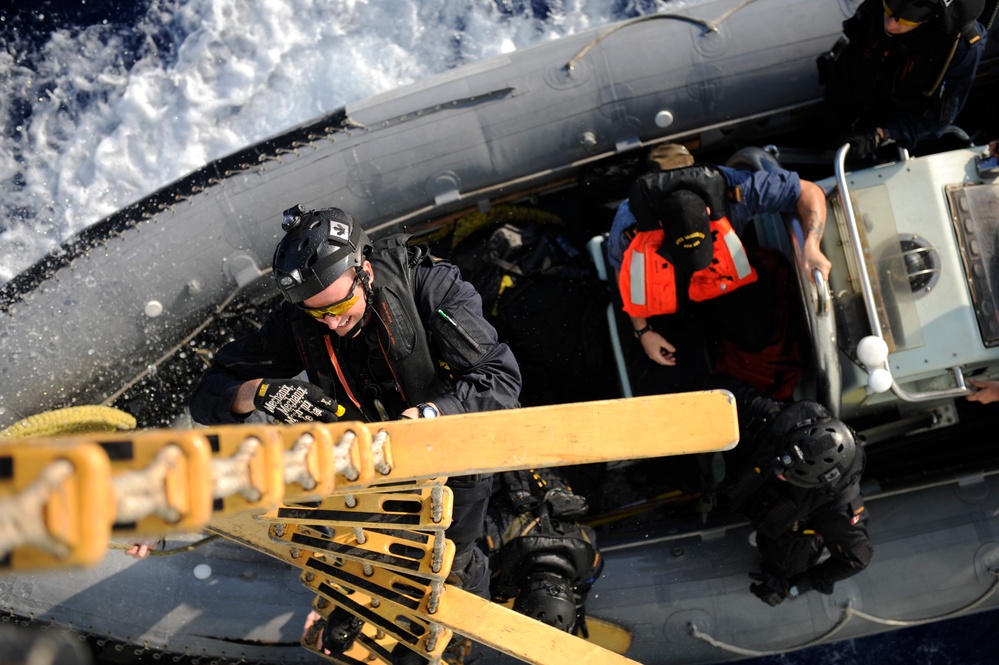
[834,144,971,402]
[812,268,829,317]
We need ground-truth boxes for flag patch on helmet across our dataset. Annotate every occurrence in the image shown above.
[329,221,349,243]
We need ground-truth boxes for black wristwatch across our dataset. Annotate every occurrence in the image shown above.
[417,403,439,418]
[633,324,653,339]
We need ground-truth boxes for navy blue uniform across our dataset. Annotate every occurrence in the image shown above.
[190,243,522,597]
[824,0,987,149]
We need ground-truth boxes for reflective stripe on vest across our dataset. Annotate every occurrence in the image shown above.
[629,248,647,308]
[618,216,758,318]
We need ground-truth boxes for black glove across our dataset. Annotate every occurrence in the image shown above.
[816,37,848,86]
[749,572,791,607]
[252,379,340,424]
[846,130,884,161]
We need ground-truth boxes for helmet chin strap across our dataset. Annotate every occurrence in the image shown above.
[345,267,376,338]
[344,316,365,338]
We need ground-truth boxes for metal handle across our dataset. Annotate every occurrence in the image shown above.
[891,367,971,402]
[834,144,885,339]
[812,268,830,317]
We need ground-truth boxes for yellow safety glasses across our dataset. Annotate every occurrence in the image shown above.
[883,1,924,27]
[298,273,362,319]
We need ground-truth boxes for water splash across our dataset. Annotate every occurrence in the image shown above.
[0,0,674,284]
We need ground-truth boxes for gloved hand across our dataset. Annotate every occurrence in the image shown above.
[846,130,884,161]
[252,379,341,424]
[749,572,792,607]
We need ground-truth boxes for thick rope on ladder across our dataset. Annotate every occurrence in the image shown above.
[0,406,136,440]
[0,460,74,560]
[106,535,221,556]
[690,569,999,658]
[283,433,319,491]
[211,438,263,502]
[113,444,185,524]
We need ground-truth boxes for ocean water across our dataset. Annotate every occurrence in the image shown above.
[0,0,675,285]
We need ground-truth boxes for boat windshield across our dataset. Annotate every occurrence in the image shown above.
[835,184,925,352]
[948,182,999,348]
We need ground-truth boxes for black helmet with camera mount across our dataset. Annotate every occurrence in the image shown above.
[272,204,370,303]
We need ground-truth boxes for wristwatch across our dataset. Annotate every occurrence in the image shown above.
[633,324,653,339]
[417,403,439,418]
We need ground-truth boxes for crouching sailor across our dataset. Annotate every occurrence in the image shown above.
[485,468,603,635]
[708,375,873,606]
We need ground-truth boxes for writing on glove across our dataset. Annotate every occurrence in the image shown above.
[749,572,797,607]
[252,379,342,424]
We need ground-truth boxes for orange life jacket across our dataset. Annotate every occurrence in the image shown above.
[618,216,758,318]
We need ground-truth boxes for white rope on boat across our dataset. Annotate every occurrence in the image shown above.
[846,569,999,627]
[566,0,762,70]
[691,610,853,658]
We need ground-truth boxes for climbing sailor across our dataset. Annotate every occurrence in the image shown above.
[485,468,602,636]
[188,205,522,659]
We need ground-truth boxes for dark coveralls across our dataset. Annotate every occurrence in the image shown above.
[822,0,987,150]
[189,236,522,597]
[709,375,873,599]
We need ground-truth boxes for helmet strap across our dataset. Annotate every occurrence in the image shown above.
[345,266,375,339]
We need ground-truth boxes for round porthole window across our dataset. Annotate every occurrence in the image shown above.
[898,234,941,297]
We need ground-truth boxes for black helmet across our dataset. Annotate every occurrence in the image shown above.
[513,569,577,633]
[883,0,944,24]
[775,418,858,489]
[272,205,370,303]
